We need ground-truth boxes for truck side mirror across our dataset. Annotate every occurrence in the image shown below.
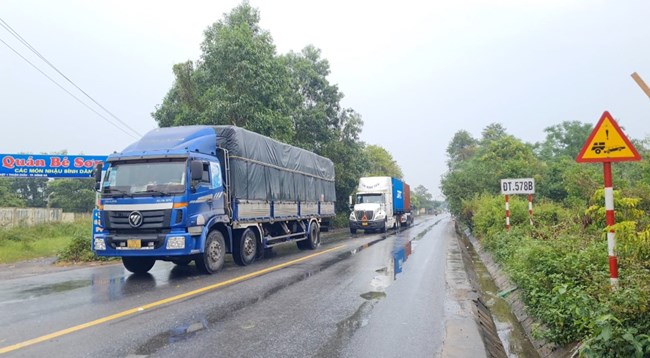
[190,160,203,181]
[348,195,353,210]
[93,163,103,191]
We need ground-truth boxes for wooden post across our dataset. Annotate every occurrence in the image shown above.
[631,72,650,99]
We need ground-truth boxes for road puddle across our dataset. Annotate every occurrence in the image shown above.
[16,279,91,300]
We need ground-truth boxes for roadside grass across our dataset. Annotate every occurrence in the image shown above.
[465,194,650,356]
[0,220,91,264]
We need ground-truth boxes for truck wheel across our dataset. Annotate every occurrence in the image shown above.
[350,228,357,234]
[122,257,155,274]
[298,222,320,250]
[307,222,320,249]
[233,228,257,266]
[196,230,226,274]
[380,220,387,233]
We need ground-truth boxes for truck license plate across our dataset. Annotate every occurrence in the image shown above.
[127,239,141,249]
[362,222,368,226]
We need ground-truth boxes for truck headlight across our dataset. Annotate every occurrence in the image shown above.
[375,211,386,220]
[166,236,186,249]
[349,212,356,220]
[94,238,106,251]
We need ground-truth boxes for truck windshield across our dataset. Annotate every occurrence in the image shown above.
[102,160,186,196]
[356,193,383,204]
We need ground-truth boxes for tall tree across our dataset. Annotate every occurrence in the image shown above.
[537,121,593,160]
[152,2,295,142]
[481,123,508,144]
[152,2,369,214]
[363,145,403,179]
[446,130,478,168]
[321,109,368,212]
[281,45,342,152]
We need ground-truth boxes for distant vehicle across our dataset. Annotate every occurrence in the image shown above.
[591,142,606,154]
[91,126,336,274]
[348,176,412,234]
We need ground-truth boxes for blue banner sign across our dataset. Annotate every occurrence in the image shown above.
[0,154,107,178]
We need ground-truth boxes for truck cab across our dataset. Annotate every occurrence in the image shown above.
[349,177,396,234]
[348,176,412,234]
[92,126,228,274]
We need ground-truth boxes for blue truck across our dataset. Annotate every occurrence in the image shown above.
[91,125,336,274]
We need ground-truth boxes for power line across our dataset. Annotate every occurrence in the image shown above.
[0,17,142,137]
[0,36,138,139]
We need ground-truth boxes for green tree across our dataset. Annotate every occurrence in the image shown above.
[46,179,95,212]
[412,185,434,211]
[11,177,48,207]
[441,129,540,216]
[363,145,403,178]
[281,45,342,152]
[321,109,368,212]
[152,2,370,213]
[446,130,477,168]
[0,178,25,207]
[481,123,508,144]
[537,121,593,160]
[153,2,295,142]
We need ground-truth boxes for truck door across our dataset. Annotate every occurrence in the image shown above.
[209,161,225,215]
[189,161,215,215]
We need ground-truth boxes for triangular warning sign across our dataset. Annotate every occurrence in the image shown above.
[576,111,641,163]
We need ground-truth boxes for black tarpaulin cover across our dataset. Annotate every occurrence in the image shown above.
[214,126,336,202]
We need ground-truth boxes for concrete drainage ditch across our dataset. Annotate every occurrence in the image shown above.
[455,223,543,358]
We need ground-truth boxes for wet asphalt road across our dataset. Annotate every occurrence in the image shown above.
[0,214,478,357]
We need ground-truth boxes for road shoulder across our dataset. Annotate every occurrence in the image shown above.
[441,219,487,357]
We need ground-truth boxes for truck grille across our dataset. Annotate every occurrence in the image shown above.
[355,210,374,220]
[105,210,171,230]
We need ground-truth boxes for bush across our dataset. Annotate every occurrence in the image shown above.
[57,234,102,262]
[331,212,350,229]
[468,193,650,355]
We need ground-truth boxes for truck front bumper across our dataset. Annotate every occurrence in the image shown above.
[349,219,385,231]
[92,232,197,257]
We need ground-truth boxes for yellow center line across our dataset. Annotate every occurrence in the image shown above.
[0,244,347,355]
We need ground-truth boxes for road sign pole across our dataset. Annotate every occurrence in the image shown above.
[577,111,640,288]
[603,162,619,288]
[528,194,533,226]
[505,194,510,232]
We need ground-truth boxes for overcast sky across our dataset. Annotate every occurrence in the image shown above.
[1,0,650,198]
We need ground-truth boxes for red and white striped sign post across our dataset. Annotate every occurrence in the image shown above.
[501,178,535,232]
[505,195,510,232]
[603,162,618,286]
[528,194,533,226]
[576,111,641,288]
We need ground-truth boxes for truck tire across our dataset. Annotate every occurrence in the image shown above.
[350,228,357,234]
[297,222,320,250]
[196,230,226,274]
[232,228,257,266]
[122,257,156,274]
[307,222,321,249]
[380,220,387,233]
